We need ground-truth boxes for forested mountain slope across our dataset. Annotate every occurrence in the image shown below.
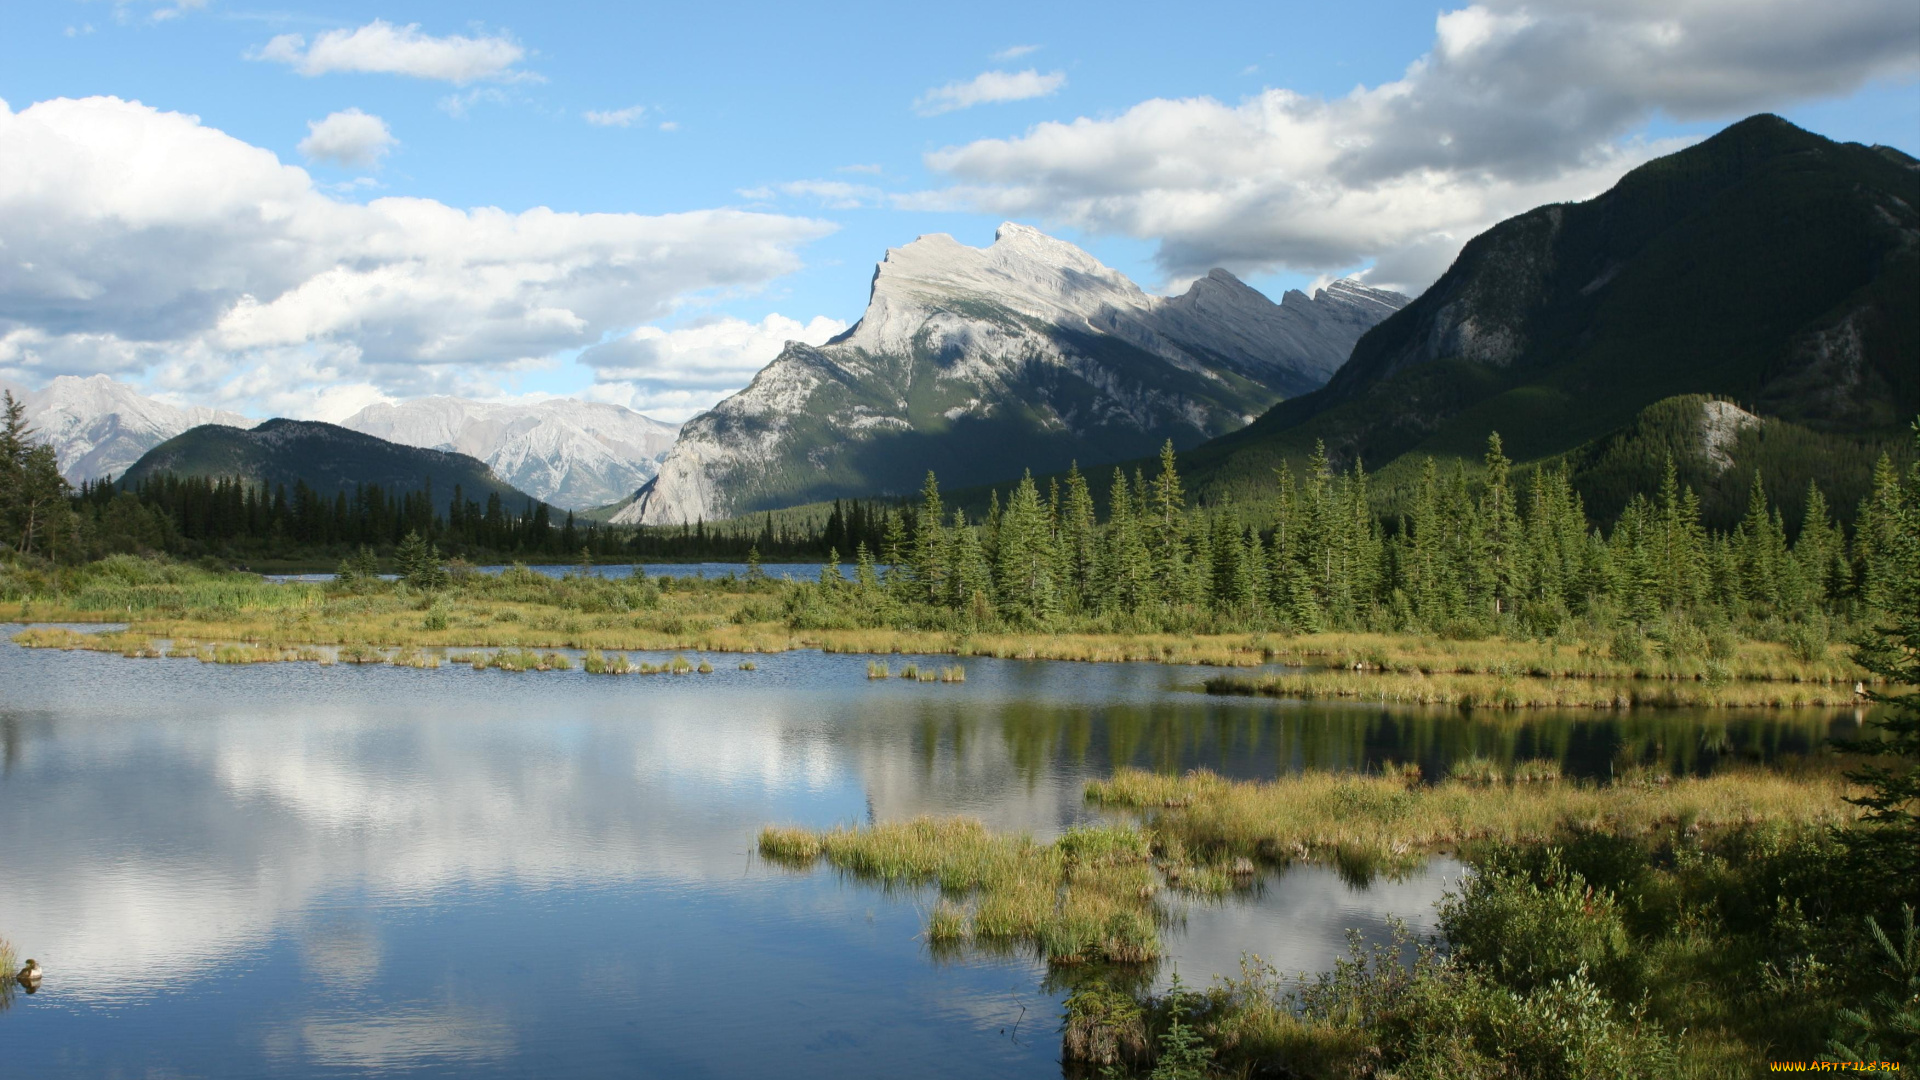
[121,419,543,516]
[1182,114,1919,502]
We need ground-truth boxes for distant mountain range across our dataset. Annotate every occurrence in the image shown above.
[617,223,1405,525]
[122,419,542,516]
[338,397,678,511]
[12,375,248,484]
[1183,114,1919,500]
[10,377,676,511]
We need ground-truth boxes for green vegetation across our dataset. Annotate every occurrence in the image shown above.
[763,762,1882,1075]
[787,428,1906,679]
[1205,669,1864,708]
[760,818,1160,965]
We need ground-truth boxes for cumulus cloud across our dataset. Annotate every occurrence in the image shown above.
[918,0,1919,290]
[0,96,832,418]
[583,104,646,127]
[297,108,396,168]
[253,20,530,84]
[914,69,1066,116]
[580,314,846,421]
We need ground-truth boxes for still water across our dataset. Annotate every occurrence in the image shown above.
[0,630,1854,1077]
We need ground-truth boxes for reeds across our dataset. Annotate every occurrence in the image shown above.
[1203,669,1867,708]
[756,818,1162,965]
[1085,765,1859,881]
[867,660,890,679]
[738,660,757,671]
[582,649,633,675]
[481,648,571,672]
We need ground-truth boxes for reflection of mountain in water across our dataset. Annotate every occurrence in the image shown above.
[851,696,1852,827]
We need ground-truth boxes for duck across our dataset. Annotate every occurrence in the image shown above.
[17,959,41,986]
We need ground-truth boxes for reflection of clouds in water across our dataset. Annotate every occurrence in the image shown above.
[3,693,869,996]
[0,647,1460,1014]
[298,912,383,991]
[277,1006,516,1069]
[1161,861,1464,988]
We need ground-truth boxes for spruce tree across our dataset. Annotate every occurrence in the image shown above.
[1481,434,1521,619]
[1061,462,1097,606]
[911,472,949,603]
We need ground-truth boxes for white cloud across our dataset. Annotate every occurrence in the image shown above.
[437,87,509,118]
[584,104,646,127]
[297,108,396,168]
[917,0,1920,291]
[252,20,530,84]
[837,163,883,175]
[914,69,1066,116]
[657,121,679,132]
[991,44,1040,61]
[738,179,884,210]
[580,314,846,421]
[0,96,834,418]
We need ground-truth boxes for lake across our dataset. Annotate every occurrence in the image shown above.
[0,629,1858,1077]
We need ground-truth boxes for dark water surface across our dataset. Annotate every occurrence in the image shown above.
[0,630,1857,1077]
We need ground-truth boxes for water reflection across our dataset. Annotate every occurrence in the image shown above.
[0,632,1855,1077]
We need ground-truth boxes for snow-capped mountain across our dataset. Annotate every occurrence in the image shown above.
[340,397,679,511]
[618,223,1405,525]
[17,375,249,483]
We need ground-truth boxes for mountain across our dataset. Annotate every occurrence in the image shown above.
[1543,394,1912,532]
[16,375,248,484]
[121,419,544,516]
[618,223,1405,525]
[339,396,678,511]
[1183,114,1920,499]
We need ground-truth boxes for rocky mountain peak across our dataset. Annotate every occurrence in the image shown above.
[22,374,249,483]
[340,395,679,510]
[620,224,1409,526]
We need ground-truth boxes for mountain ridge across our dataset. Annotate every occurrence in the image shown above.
[339,396,678,511]
[1180,113,1920,501]
[121,419,546,516]
[620,222,1405,525]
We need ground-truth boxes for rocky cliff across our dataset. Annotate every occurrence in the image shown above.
[619,223,1404,525]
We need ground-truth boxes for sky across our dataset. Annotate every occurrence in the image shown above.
[0,0,1914,424]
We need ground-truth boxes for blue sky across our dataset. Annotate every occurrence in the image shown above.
[1,0,1915,421]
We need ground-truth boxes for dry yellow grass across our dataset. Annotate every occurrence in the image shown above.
[758,818,1159,964]
[760,766,1857,969]
[3,585,1865,687]
[1087,766,1861,876]
[1205,669,1869,709]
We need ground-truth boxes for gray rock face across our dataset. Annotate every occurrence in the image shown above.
[340,397,679,511]
[620,224,1404,525]
[18,375,248,483]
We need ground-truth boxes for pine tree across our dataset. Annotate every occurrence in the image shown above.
[947,510,995,618]
[1481,433,1521,619]
[993,473,1057,620]
[1859,453,1908,611]
[0,391,73,557]
[1061,462,1097,605]
[1100,468,1152,614]
[911,471,949,603]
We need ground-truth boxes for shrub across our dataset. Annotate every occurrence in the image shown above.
[1440,853,1635,997]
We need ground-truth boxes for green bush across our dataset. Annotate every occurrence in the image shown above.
[1439,854,1635,996]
